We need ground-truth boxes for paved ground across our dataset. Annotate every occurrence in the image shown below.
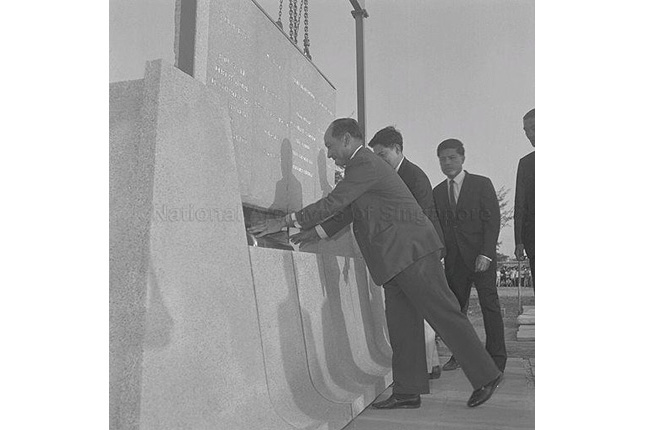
[343,287,535,430]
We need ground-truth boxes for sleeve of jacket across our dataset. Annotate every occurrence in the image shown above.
[432,184,448,234]
[295,155,377,230]
[513,158,526,245]
[319,206,353,237]
[409,172,445,246]
[481,177,501,260]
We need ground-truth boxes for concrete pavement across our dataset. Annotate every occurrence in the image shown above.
[343,287,535,429]
[343,358,534,430]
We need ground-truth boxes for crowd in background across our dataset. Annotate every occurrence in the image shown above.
[496,263,532,288]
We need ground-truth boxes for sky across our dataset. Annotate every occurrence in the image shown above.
[256,0,535,257]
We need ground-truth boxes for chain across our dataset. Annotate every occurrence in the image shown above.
[276,0,283,29]
[303,0,311,59]
[294,0,304,43]
[289,0,294,41]
[281,0,310,58]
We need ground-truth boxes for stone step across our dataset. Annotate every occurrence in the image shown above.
[517,325,535,341]
[516,305,535,325]
[517,314,535,325]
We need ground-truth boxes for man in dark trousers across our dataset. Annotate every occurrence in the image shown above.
[250,119,503,409]
[514,108,535,286]
[433,139,507,373]
[367,125,444,380]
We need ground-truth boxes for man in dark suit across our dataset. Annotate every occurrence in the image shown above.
[250,119,503,409]
[367,125,444,380]
[514,108,535,286]
[433,139,507,373]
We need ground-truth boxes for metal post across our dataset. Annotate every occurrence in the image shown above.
[350,1,368,142]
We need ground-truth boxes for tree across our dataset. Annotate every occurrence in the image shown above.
[496,185,513,253]
[497,185,513,230]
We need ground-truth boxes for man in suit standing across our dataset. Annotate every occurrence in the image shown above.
[514,108,535,286]
[367,125,444,380]
[250,119,503,409]
[433,139,507,373]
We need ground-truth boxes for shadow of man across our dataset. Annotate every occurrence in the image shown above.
[270,138,303,213]
[260,138,302,249]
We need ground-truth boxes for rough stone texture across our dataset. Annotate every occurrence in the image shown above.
[111,60,296,430]
[110,58,391,430]
[288,252,367,414]
[324,257,391,379]
[109,77,151,430]
[291,252,392,417]
[365,276,394,360]
[249,247,352,429]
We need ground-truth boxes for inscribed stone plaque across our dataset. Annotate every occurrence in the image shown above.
[202,0,336,212]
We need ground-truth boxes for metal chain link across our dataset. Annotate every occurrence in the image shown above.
[289,0,294,41]
[303,0,311,59]
[294,0,304,43]
[276,0,283,29]
[280,0,310,57]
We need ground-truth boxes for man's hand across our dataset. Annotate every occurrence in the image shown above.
[514,244,526,260]
[290,228,320,246]
[247,217,287,237]
[474,255,491,272]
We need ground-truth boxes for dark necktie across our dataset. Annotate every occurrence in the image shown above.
[449,179,457,211]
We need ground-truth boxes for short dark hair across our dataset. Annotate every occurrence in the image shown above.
[437,138,465,157]
[367,126,403,151]
[523,108,535,120]
[329,118,363,141]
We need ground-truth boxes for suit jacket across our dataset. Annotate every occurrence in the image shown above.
[295,147,444,285]
[433,171,500,272]
[397,158,445,246]
[514,151,535,246]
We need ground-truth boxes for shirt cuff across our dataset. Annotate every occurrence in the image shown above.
[314,224,327,239]
[289,213,302,229]
[479,254,492,262]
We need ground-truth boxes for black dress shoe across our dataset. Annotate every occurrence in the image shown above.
[428,365,442,379]
[442,356,461,371]
[467,373,503,407]
[371,394,421,409]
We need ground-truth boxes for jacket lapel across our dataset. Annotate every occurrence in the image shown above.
[400,157,409,172]
[456,171,470,209]
[438,180,450,210]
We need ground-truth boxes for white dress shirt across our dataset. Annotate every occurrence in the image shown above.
[448,169,466,204]
[394,156,405,173]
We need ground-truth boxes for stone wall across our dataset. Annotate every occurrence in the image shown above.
[110,59,391,430]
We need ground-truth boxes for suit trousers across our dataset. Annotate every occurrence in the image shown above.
[445,253,507,371]
[384,250,502,394]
